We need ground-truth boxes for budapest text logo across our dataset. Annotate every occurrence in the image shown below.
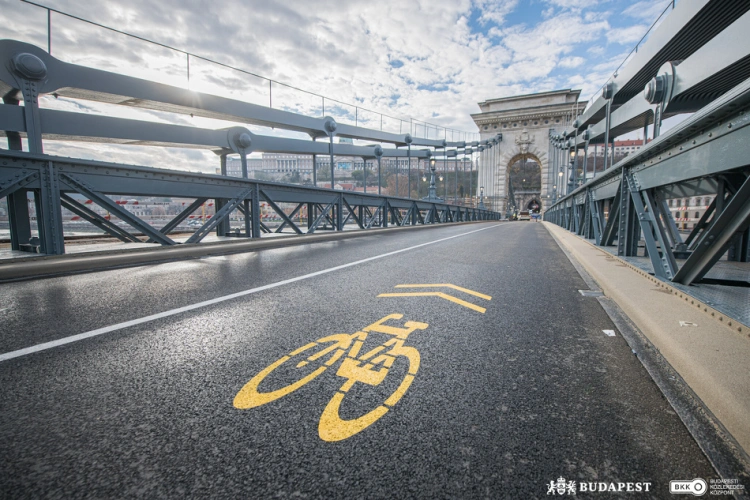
[547,477,653,495]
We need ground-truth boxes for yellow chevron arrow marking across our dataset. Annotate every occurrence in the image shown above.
[377,292,487,314]
[394,284,492,301]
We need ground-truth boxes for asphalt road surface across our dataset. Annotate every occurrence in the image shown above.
[0,222,717,498]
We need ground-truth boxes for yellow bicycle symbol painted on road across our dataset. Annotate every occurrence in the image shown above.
[234,314,428,442]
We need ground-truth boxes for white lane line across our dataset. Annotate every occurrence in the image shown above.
[603,329,616,337]
[0,224,504,363]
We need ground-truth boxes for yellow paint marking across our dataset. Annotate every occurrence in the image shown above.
[384,374,414,407]
[236,314,429,441]
[371,354,395,368]
[290,342,317,356]
[359,345,386,361]
[377,292,487,313]
[340,379,356,392]
[307,339,349,362]
[394,284,491,301]
[324,349,346,366]
[347,339,364,359]
[318,392,389,442]
[362,314,428,338]
[234,358,327,409]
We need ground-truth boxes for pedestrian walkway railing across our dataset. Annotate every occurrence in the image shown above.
[0,40,501,255]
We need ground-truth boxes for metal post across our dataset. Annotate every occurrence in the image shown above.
[471,149,477,207]
[3,97,31,251]
[47,9,51,54]
[378,157,382,196]
[463,152,467,205]
[592,144,598,179]
[216,154,230,237]
[572,138,579,187]
[491,143,495,210]
[455,156,458,203]
[337,194,343,231]
[36,161,64,255]
[654,103,663,138]
[312,137,317,187]
[443,155,447,199]
[407,140,412,198]
[363,158,367,194]
[329,135,335,189]
[395,158,399,197]
[375,145,384,197]
[602,83,613,171]
[251,182,260,238]
[244,199,251,237]
[240,152,248,179]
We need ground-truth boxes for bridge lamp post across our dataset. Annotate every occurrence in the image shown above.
[423,158,444,202]
[567,147,576,195]
[478,186,486,210]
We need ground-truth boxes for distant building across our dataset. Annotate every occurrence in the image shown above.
[219,157,264,177]
[594,139,650,156]
[215,153,473,179]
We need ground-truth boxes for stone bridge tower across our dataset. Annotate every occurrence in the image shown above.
[470,89,586,214]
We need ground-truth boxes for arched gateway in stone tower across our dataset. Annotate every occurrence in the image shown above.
[471,89,587,214]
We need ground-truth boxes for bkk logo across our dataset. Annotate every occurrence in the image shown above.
[547,477,653,495]
[670,479,707,496]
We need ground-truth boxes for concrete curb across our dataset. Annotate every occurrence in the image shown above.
[0,221,498,282]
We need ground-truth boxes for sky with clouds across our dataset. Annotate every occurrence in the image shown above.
[0,0,674,171]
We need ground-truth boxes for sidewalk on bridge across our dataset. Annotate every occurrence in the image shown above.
[543,222,750,458]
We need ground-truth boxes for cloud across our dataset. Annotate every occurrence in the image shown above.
[558,56,585,68]
[472,0,519,25]
[607,24,650,45]
[622,0,672,22]
[0,0,665,171]
[546,0,597,9]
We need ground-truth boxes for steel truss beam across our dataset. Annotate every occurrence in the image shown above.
[156,198,207,240]
[60,193,140,243]
[260,190,303,235]
[673,174,750,285]
[0,150,500,254]
[60,172,174,246]
[275,203,305,233]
